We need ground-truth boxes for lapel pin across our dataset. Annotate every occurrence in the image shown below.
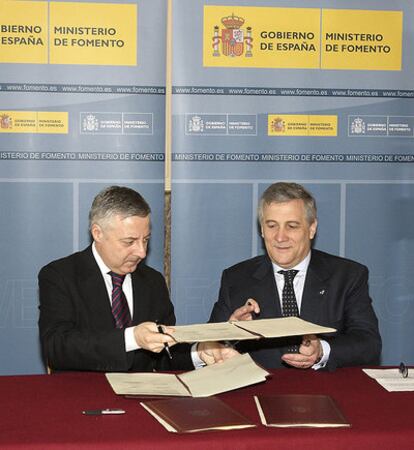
[319,289,326,295]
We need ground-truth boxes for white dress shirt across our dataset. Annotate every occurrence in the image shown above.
[92,243,138,352]
[272,252,330,369]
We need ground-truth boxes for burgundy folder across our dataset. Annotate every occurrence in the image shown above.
[255,394,350,428]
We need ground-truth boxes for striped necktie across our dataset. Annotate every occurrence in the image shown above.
[108,271,131,328]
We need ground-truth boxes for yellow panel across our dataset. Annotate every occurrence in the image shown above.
[321,9,403,71]
[204,5,320,68]
[50,2,137,66]
[0,111,37,133]
[309,115,337,136]
[0,111,68,134]
[268,115,337,136]
[0,1,48,64]
[38,112,68,134]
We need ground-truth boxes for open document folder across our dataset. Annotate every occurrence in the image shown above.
[168,317,336,343]
[106,353,270,397]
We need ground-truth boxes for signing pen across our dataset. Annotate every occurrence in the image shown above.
[156,323,173,360]
[82,409,126,415]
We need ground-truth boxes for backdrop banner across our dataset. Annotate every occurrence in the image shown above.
[0,0,166,374]
[171,0,414,365]
[1,0,413,374]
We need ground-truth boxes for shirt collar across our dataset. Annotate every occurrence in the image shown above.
[272,250,311,274]
[92,242,112,277]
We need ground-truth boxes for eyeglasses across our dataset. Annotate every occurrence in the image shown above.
[399,362,409,378]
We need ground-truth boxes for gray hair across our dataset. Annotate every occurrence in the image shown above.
[258,182,317,225]
[89,185,151,230]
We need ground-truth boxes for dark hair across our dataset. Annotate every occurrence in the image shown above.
[258,182,317,224]
[89,186,151,229]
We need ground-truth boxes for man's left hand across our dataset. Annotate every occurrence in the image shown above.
[281,334,322,369]
[197,341,239,365]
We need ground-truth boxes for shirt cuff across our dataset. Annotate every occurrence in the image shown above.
[125,326,140,352]
[312,339,330,370]
[191,343,206,369]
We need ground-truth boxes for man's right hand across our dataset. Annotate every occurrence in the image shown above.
[229,298,260,321]
[133,322,176,353]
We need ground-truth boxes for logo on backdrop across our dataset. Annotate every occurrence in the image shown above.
[0,114,12,129]
[82,114,100,132]
[212,13,253,57]
[350,117,366,135]
[271,117,286,133]
[188,115,204,133]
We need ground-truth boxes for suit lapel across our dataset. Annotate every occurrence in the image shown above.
[300,250,330,323]
[251,256,282,318]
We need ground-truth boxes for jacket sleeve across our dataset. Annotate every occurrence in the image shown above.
[325,265,382,370]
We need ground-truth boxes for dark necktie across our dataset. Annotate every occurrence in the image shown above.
[278,269,299,317]
[278,269,299,352]
[109,271,131,328]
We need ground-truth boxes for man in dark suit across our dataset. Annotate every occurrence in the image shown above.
[39,186,235,372]
[209,182,381,371]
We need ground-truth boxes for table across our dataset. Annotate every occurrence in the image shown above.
[0,367,413,449]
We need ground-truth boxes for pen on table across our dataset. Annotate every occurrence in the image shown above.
[399,362,409,378]
[156,322,173,360]
[82,409,125,415]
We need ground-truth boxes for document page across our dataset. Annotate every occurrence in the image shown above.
[179,353,269,397]
[105,372,190,396]
[235,317,336,338]
[170,317,336,343]
[106,353,269,397]
[363,368,414,392]
[169,321,258,342]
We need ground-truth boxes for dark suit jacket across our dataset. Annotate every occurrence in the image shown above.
[209,249,381,370]
[38,246,193,372]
